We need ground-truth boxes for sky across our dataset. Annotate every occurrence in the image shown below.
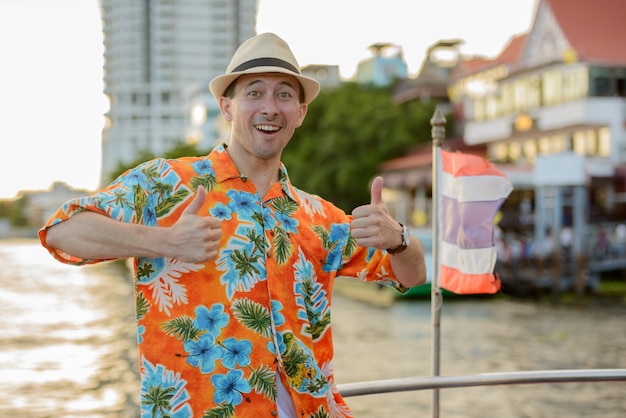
[0,0,537,200]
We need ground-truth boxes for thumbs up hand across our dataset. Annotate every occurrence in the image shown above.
[183,184,207,215]
[369,175,385,206]
[350,176,403,250]
[165,186,223,262]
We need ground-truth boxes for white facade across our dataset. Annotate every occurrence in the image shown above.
[455,0,626,190]
[99,0,256,183]
[449,0,626,256]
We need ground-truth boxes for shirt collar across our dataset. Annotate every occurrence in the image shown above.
[210,144,298,203]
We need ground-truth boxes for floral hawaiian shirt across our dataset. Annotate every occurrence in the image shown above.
[39,144,407,417]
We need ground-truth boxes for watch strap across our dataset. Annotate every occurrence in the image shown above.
[387,223,408,254]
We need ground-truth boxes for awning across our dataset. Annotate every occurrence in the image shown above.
[381,169,432,189]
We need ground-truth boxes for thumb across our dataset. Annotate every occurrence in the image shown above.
[370,176,384,205]
[184,186,206,215]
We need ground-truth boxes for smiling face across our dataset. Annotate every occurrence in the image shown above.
[219,73,308,166]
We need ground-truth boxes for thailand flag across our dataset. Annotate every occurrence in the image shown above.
[438,149,513,294]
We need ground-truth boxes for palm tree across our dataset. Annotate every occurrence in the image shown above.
[142,384,176,418]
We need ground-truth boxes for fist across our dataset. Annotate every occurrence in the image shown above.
[350,177,401,250]
[166,186,223,262]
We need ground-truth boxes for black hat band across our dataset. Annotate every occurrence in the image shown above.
[231,57,300,75]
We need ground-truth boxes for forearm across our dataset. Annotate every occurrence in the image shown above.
[45,211,166,260]
[389,236,427,288]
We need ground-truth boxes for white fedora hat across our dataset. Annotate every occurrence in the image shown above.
[209,32,320,104]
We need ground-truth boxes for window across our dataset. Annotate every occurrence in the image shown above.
[523,139,537,163]
[585,130,598,155]
[589,68,626,97]
[563,68,588,100]
[542,70,562,106]
[573,128,608,156]
[593,77,611,96]
[509,142,522,161]
[493,143,508,161]
[573,131,586,155]
[527,75,541,109]
[538,137,551,155]
[598,127,611,157]
[618,77,626,97]
[550,135,567,154]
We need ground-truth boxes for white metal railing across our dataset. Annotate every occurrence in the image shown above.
[337,368,626,398]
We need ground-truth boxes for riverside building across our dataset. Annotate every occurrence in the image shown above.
[383,0,626,262]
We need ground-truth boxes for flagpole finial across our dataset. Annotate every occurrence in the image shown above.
[430,106,446,147]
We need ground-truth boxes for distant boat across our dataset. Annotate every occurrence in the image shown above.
[336,228,468,302]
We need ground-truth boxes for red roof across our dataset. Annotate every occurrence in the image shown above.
[547,0,626,65]
[380,138,486,171]
[497,34,527,65]
[453,34,527,77]
[455,0,626,77]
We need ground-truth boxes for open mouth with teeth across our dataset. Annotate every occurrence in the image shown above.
[255,124,280,133]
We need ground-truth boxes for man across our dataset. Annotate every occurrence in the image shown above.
[40,32,426,418]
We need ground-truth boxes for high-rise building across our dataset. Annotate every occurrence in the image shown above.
[99,0,256,183]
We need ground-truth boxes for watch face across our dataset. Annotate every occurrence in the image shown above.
[402,225,410,246]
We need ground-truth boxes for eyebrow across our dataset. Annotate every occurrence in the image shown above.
[243,78,298,92]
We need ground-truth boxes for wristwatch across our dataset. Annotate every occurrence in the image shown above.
[387,223,410,255]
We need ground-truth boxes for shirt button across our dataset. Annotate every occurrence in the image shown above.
[271,411,278,416]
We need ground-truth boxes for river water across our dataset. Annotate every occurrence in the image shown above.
[1,239,624,417]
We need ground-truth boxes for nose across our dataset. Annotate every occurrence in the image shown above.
[260,95,279,117]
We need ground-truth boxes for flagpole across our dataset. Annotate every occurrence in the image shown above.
[430,106,446,418]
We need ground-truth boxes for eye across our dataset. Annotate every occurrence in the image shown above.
[278,91,292,99]
[248,90,261,98]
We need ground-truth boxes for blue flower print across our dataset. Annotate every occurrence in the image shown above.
[183,333,223,374]
[142,206,157,225]
[193,159,213,174]
[323,245,343,273]
[125,168,145,185]
[267,332,286,356]
[227,190,258,219]
[194,304,229,337]
[329,222,349,243]
[270,300,285,326]
[261,206,277,230]
[221,337,252,369]
[137,325,145,344]
[275,212,298,233]
[211,369,252,406]
[318,223,349,272]
[210,202,233,220]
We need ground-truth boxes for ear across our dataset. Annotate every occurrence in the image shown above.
[295,103,308,128]
[219,96,233,122]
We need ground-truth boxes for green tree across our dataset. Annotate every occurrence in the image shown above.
[283,82,440,212]
[0,195,28,226]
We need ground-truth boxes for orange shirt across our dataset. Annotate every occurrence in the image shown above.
[39,145,406,417]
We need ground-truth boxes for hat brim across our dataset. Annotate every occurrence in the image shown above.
[209,66,320,105]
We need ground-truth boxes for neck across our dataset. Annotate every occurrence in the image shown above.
[226,143,281,197]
